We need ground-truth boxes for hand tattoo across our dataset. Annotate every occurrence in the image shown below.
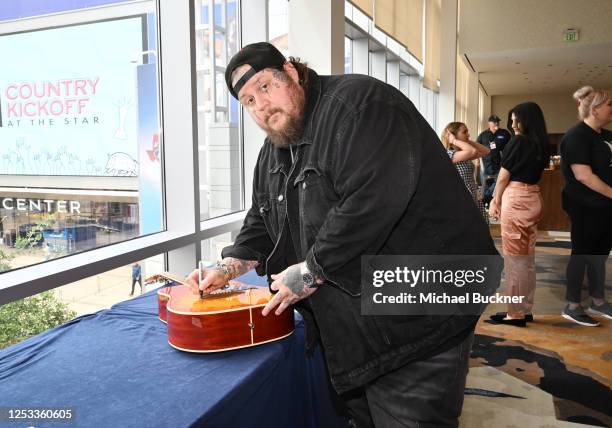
[283,264,305,295]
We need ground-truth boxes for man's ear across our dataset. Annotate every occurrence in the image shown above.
[283,62,299,84]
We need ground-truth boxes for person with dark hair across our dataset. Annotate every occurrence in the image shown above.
[441,121,490,222]
[184,42,500,427]
[560,86,612,326]
[488,102,549,327]
[477,114,512,207]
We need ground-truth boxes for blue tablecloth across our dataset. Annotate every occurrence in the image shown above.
[0,272,349,428]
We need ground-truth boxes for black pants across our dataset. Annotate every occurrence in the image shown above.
[483,176,497,206]
[131,276,142,294]
[342,332,474,428]
[564,203,612,303]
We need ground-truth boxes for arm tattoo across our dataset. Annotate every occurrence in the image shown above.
[220,257,259,280]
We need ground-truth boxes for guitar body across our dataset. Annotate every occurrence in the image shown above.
[152,273,294,352]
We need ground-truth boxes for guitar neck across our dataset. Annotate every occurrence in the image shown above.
[154,272,189,286]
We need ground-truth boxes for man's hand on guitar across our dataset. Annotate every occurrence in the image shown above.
[184,268,228,295]
[263,263,318,316]
[185,258,260,296]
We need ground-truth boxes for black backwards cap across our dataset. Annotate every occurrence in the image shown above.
[225,42,287,99]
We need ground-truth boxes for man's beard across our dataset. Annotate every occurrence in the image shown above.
[266,110,305,148]
[264,81,306,148]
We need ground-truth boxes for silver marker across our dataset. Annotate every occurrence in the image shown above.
[198,260,204,298]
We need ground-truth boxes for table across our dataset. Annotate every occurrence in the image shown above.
[0,273,349,428]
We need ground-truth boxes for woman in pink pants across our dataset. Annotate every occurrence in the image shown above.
[488,102,549,327]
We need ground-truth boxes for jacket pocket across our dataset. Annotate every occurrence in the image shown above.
[372,315,434,347]
[295,166,337,255]
[295,165,336,230]
[257,196,278,242]
[295,165,338,198]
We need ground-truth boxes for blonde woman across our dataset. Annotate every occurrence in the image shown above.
[560,86,612,326]
[441,122,490,222]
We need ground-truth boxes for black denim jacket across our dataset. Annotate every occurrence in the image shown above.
[223,70,500,393]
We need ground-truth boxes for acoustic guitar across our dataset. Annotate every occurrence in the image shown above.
[146,272,294,353]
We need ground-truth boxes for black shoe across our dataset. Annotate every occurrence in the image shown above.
[562,305,600,327]
[487,315,527,327]
[588,301,612,320]
[491,312,533,322]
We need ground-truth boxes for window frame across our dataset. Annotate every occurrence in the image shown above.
[0,0,249,305]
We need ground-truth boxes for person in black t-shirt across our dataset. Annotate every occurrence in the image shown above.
[477,115,512,206]
[488,102,549,327]
[560,86,612,327]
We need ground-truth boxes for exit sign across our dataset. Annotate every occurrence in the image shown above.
[564,28,579,42]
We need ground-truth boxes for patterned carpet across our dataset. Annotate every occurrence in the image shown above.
[464,324,612,427]
[460,235,612,427]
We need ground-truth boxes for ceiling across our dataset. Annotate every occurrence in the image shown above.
[458,0,612,96]
[468,42,612,96]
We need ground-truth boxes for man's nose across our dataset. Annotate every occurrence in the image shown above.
[253,93,269,111]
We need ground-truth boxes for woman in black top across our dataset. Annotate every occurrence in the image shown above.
[488,102,549,326]
[560,86,612,326]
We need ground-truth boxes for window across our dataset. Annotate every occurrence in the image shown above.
[345,2,430,123]
[55,254,165,315]
[193,0,243,221]
[344,36,353,74]
[0,252,164,349]
[201,229,240,264]
[268,0,289,55]
[0,1,138,21]
[0,2,163,272]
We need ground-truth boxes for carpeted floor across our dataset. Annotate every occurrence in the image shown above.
[459,232,612,427]
[464,329,612,427]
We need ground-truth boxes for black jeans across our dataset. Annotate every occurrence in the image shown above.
[342,332,474,428]
[483,175,497,206]
[130,276,142,294]
[564,203,612,303]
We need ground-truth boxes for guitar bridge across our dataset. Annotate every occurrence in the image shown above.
[199,285,257,299]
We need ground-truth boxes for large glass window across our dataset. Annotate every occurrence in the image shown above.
[344,36,353,74]
[193,0,243,221]
[268,0,289,55]
[0,2,163,272]
[54,254,165,315]
[0,1,137,21]
[0,253,164,349]
[200,229,240,265]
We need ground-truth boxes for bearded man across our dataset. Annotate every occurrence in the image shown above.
[186,42,499,427]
